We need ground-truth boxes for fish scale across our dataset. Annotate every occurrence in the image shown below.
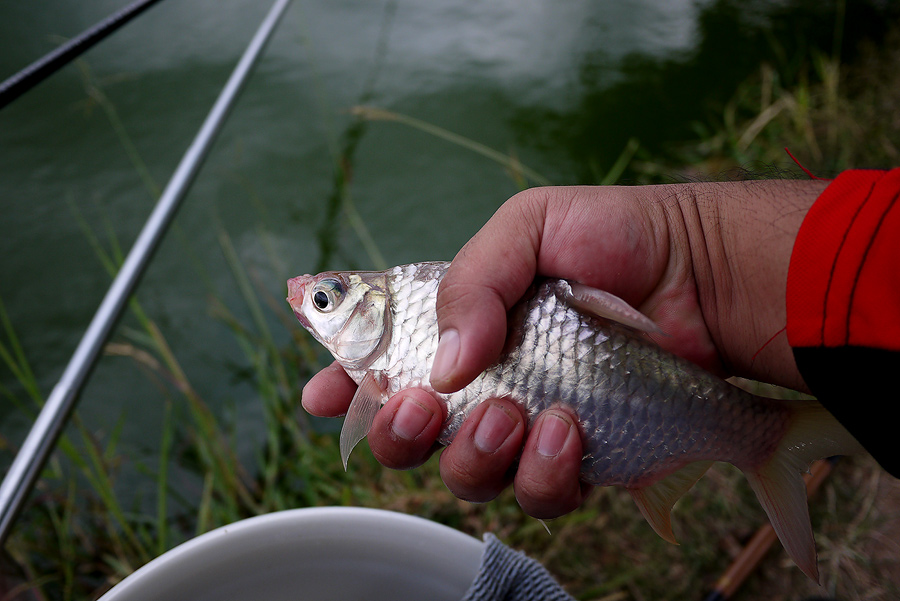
[287,260,864,581]
[379,267,779,487]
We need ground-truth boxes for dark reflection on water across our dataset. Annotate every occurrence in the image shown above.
[513,0,897,182]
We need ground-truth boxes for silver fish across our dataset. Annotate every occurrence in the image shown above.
[286,261,861,581]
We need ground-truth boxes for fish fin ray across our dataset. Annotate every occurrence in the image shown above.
[561,282,665,335]
[339,371,385,470]
[537,519,551,535]
[628,461,713,545]
[743,462,818,582]
[741,400,863,583]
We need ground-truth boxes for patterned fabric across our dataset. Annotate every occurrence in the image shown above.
[462,534,575,601]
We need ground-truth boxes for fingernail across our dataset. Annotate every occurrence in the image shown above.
[474,403,517,453]
[391,397,434,441]
[430,328,459,386]
[536,412,571,458]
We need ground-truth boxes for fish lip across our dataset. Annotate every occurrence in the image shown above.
[286,275,312,329]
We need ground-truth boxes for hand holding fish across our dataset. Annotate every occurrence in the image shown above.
[294,181,863,581]
[421,181,824,513]
[302,181,827,497]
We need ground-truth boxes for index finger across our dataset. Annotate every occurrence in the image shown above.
[302,361,357,417]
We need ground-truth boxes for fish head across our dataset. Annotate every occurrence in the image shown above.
[287,270,391,369]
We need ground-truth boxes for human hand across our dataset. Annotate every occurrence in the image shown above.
[302,181,828,518]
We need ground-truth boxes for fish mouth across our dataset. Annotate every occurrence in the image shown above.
[286,275,312,328]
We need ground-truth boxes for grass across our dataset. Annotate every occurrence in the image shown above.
[638,27,900,180]
[2,16,900,601]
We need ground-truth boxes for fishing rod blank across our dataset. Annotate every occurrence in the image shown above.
[0,0,294,546]
[0,0,166,110]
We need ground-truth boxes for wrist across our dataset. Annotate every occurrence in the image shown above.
[663,179,828,391]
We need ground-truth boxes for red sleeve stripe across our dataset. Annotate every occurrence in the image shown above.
[787,168,900,350]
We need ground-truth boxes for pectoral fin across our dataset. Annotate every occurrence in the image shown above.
[339,371,385,470]
[628,461,713,544]
[561,282,665,335]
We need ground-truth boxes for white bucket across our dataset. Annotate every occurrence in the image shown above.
[98,506,485,601]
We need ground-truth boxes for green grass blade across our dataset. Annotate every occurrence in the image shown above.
[218,230,273,345]
[74,420,150,565]
[76,61,161,200]
[340,194,388,270]
[0,296,42,405]
[351,105,554,187]
[156,401,173,557]
[598,137,640,185]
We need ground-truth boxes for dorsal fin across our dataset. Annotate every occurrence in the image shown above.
[628,461,713,544]
[561,281,665,335]
[339,371,386,469]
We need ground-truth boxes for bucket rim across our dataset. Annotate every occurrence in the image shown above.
[99,506,485,600]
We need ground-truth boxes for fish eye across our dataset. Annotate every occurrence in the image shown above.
[311,278,343,312]
[313,291,329,309]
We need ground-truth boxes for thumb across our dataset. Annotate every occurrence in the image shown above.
[430,190,547,393]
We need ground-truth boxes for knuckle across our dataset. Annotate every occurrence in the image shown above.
[440,447,509,503]
[516,471,564,507]
[514,453,583,518]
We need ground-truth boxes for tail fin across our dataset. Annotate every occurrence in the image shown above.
[742,400,863,582]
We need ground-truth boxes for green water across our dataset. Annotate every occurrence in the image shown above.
[0,0,890,473]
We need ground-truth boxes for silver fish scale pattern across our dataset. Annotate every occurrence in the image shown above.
[378,264,789,489]
[380,263,445,393]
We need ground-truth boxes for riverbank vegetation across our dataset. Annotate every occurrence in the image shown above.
[2,11,899,601]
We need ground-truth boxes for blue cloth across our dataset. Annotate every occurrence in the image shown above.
[461,534,575,601]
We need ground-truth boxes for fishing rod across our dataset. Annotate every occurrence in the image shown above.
[0,0,294,547]
[0,0,167,110]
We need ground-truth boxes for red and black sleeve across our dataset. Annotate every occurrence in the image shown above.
[787,168,900,478]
